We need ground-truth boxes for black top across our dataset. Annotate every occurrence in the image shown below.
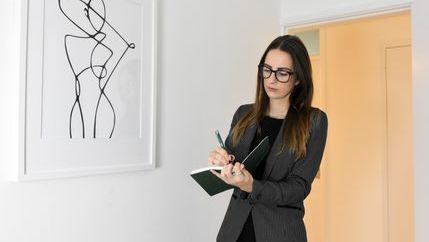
[250,116,284,179]
[237,115,284,242]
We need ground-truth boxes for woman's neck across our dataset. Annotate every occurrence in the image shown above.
[267,99,290,119]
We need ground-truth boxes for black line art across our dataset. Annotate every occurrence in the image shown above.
[58,0,135,138]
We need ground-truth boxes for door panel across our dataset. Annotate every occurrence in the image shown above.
[386,45,414,242]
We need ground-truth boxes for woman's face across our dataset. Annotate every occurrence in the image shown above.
[262,49,297,103]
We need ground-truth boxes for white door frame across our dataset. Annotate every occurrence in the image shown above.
[281,1,411,33]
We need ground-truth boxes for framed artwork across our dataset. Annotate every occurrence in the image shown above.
[18,0,157,180]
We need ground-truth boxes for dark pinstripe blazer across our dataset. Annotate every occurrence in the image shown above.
[217,104,328,242]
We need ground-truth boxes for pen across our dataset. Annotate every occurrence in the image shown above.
[215,130,225,148]
[215,130,236,164]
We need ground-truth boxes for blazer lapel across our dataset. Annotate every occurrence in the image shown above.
[235,123,257,162]
[263,116,287,179]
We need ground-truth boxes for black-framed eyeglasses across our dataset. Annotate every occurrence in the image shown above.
[258,65,294,83]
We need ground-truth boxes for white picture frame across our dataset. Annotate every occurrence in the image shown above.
[17,0,157,180]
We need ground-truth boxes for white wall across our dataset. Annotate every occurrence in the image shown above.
[282,0,429,242]
[0,0,21,182]
[0,1,280,241]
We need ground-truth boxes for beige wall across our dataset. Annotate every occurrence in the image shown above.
[298,12,412,242]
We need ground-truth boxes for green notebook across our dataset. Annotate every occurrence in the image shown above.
[190,136,270,196]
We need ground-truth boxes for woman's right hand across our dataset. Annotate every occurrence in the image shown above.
[208,147,235,166]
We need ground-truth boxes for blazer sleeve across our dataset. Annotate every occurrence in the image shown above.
[248,110,328,206]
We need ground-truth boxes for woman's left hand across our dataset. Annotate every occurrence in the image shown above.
[211,162,254,193]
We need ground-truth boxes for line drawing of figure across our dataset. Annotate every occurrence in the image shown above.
[58,0,135,139]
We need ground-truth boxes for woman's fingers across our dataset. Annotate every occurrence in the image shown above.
[224,164,247,183]
[215,147,229,156]
[222,163,233,178]
[208,148,234,165]
[212,164,253,193]
[208,149,251,190]
[208,150,224,165]
[232,162,242,176]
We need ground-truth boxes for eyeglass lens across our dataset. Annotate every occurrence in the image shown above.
[261,66,292,83]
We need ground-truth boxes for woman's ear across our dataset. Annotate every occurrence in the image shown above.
[294,81,300,86]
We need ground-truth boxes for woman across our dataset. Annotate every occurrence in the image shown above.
[208,35,328,242]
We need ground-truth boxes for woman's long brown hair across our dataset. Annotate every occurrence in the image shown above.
[231,35,313,159]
